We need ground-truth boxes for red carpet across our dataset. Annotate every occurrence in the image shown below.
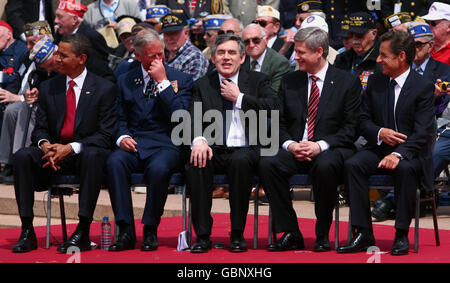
[0,214,448,263]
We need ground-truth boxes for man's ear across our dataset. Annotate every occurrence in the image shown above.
[79,53,88,65]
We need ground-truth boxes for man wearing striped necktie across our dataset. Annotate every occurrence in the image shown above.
[259,27,362,252]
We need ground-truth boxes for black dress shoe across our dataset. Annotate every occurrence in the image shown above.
[57,230,91,253]
[391,234,409,255]
[141,226,158,251]
[229,233,248,252]
[12,228,37,253]
[371,198,393,221]
[108,232,135,251]
[337,232,375,253]
[190,237,212,253]
[267,232,305,251]
[313,237,331,252]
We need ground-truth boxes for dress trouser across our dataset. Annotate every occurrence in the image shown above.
[106,148,180,227]
[186,146,259,238]
[13,146,110,220]
[344,147,421,231]
[259,148,345,239]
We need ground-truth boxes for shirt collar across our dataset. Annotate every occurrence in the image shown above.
[141,64,150,83]
[66,67,87,88]
[412,56,430,73]
[251,48,267,69]
[391,67,410,88]
[307,62,329,82]
[218,70,239,85]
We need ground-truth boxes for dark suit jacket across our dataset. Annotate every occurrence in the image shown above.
[190,69,279,147]
[421,57,450,117]
[361,71,435,190]
[32,71,118,149]
[279,64,362,157]
[5,0,55,39]
[116,64,193,159]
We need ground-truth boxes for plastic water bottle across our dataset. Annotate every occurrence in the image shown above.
[100,217,112,250]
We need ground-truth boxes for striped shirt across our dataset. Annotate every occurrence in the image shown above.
[166,40,209,81]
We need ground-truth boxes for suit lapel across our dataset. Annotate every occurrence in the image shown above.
[53,75,68,139]
[316,66,334,124]
[74,71,95,132]
[209,72,223,110]
[238,70,249,98]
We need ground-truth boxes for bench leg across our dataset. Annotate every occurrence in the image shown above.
[46,188,52,249]
[253,184,259,250]
[334,189,340,250]
[431,191,440,247]
[182,185,187,231]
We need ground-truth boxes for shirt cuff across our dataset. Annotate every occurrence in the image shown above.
[282,140,296,151]
[19,95,25,102]
[377,128,383,145]
[69,142,82,154]
[38,139,50,150]
[157,80,171,92]
[117,135,132,147]
[235,93,244,109]
[191,136,207,149]
[317,140,330,152]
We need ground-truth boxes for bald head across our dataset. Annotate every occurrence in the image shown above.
[221,18,243,37]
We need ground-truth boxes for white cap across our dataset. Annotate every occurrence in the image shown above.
[300,15,328,33]
[421,2,450,21]
[256,5,280,20]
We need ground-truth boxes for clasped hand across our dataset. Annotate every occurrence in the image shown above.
[41,142,73,171]
[288,141,321,162]
[190,139,213,168]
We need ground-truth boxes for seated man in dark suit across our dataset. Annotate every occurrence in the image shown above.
[258,27,362,252]
[337,30,435,256]
[187,33,279,253]
[12,33,118,253]
[106,29,193,252]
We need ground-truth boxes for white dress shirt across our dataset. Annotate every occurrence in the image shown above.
[192,71,246,147]
[249,49,267,72]
[282,63,330,152]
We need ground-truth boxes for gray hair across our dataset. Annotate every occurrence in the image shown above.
[212,33,245,57]
[294,27,329,59]
[133,28,165,56]
[243,23,267,39]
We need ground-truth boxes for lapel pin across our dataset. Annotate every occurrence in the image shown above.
[85,91,91,95]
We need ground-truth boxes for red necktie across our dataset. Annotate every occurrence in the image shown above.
[60,80,76,143]
[307,76,320,141]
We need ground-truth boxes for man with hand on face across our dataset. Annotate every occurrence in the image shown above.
[106,29,193,252]
[12,33,118,253]
[187,33,278,253]
[258,27,362,252]
[337,30,435,256]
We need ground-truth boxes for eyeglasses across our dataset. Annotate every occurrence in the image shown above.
[252,19,273,28]
[204,31,217,37]
[347,32,366,39]
[243,37,263,46]
[427,21,438,27]
[218,29,235,35]
[415,40,431,49]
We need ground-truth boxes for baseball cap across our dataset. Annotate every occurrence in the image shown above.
[296,0,323,14]
[300,15,328,33]
[421,2,450,21]
[160,13,188,33]
[24,20,52,37]
[116,17,136,37]
[384,12,412,29]
[347,12,376,34]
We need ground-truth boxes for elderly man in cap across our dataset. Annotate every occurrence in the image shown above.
[145,4,171,34]
[0,21,53,184]
[421,2,450,65]
[253,5,285,53]
[160,13,208,81]
[383,12,412,32]
[334,12,382,90]
[0,36,59,185]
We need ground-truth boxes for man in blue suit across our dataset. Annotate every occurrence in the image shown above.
[107,29,193,252]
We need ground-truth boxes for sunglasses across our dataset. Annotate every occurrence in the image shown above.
[243,37,263,46]
[415,40,431,48]
[252,19,273,28]
[218,29,235,35]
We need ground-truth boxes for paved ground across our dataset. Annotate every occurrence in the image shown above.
[1,183,449,231]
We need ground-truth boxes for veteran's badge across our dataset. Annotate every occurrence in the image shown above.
[171,80,178,93]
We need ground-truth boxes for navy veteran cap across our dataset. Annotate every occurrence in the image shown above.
[24,20,52,37]
[348,12,376,34]
[203,14,231,31]
[146,5,171,20]
[384,12,412,29]
[29,36,57,65]
[408,22,433,40]
[160,13,188,33]
[297,0,323,14]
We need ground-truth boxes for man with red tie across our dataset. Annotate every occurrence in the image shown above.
[258,27,362,252]
[11,33,118,253]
